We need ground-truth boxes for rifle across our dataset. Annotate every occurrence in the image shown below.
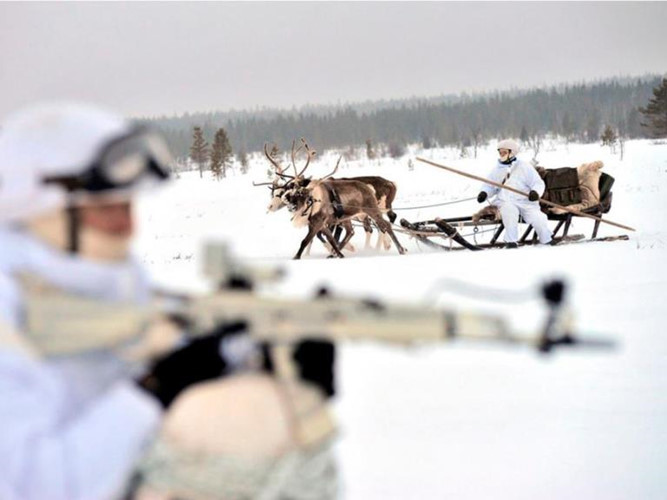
[165,242,616,355]
[151,242,617,450]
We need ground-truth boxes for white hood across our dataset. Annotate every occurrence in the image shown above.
[0,226,151,329]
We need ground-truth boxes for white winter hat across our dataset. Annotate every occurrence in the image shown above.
[0,102,171,223]
[497,139,520,155]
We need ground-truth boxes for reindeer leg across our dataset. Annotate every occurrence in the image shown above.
[329,224,348,252]
[321,226,345,258]
[315,231,334,255]
[371,219,389,251]
[361,217,373,249]
[336,222,356,252]
[294,226,320,260]
[333,225,343,245]
[383,228,392,251]
[331,223,357,252]
[337,221,357,253]
[306,233,323,257]
[376,195,392,250]
[371,215,407,255]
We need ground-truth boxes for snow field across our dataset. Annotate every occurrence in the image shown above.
[134,139,667,499]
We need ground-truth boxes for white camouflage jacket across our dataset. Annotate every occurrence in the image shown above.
[0,228,162,500]
[481,157,545,206]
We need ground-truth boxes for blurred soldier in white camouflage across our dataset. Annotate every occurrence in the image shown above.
[0,102,336,499]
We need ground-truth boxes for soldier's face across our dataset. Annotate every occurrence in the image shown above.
[76,200,135,261]
[79,201,133,238]
[27,200,135,262]
[498,148,511,161]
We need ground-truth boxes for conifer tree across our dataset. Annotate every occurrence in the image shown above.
[421,135,434,149]
[209,136,223,180]
[210,128,233,180]
[470,126,483,159]
[388,141,405,159]
[365,139,376,160]
[189,126,209,179]
[525,133,543,161]
[238,150,249,174]
[561,112,575,143]
[585,109,601,143]
[639,77,667,138]
[600,125,617,152]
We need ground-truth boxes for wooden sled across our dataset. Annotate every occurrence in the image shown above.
[400,171,630,251]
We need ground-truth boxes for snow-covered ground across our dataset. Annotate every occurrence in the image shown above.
[134,139,667,499]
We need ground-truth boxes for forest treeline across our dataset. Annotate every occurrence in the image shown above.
[143,75,663,160]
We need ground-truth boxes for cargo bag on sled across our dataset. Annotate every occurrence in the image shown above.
[538,167,582,206]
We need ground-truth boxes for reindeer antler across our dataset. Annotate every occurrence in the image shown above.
[322,156,342,180]
[290,139,306,177]
[264,143,294,179]
[295,137,317,178]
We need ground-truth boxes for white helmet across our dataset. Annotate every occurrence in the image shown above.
[497,139,520,156]
[0,102,172,223]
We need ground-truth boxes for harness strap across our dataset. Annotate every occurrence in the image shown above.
[322,184,344,218]
[300,197,315,218]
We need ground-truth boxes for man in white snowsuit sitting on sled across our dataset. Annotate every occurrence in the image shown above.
[476,139,553,247]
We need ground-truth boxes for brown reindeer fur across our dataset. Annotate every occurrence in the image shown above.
[292,179,406,259]
[337,176,397,250]
[550,161,604,214]
[338,176,398,223]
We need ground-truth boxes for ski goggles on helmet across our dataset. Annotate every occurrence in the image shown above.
[44,126,172,193]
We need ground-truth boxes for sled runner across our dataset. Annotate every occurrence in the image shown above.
[400,160,632,251]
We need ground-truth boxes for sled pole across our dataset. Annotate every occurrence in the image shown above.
[416,157,636,233]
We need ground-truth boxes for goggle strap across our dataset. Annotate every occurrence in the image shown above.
[43,175,84,192]
[149,159,169,180]
[66,204,80,254]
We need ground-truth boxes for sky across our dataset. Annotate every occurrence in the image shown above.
[1,2,666,119]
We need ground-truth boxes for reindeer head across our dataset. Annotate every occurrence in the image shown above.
[258,143,292,212]
[261,138,342,214]
[266,179,288,212]
[262,138,317,213]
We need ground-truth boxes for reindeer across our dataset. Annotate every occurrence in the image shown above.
[287,177,407,260]
[255,141,356,255]
[259,139,399,252]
